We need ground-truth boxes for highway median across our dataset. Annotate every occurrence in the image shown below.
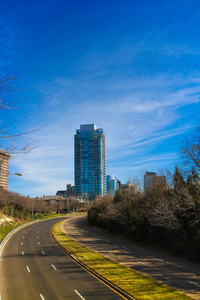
[51,219,193,300]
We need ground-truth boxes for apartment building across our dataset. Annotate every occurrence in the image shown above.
[74,124,106,200]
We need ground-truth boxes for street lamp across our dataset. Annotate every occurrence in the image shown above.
[8,172,23,176]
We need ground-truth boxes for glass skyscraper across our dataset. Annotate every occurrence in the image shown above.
[74,124,106,200]
[106,175,117,196]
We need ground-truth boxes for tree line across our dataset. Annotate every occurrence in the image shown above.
[88,125,200,262]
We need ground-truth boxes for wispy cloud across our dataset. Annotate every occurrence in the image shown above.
[4,0,200,196]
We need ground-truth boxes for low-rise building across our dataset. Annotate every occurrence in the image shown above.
[144,171,166,193]
[120,181,137,193]
[42,195,88,212]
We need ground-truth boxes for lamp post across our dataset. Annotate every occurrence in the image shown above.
[8,172,23,176]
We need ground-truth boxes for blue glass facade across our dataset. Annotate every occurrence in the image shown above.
[74,124,106,199]
[106,175,117,196]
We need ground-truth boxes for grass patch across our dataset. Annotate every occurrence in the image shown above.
[52,220,193,300]
[0,213,68,241]
[0,219,26,241]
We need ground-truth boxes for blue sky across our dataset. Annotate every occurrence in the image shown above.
[1,0,200,197]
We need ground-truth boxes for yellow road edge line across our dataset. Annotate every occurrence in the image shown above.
[50,224,136,300]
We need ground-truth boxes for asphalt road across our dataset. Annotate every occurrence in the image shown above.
[61,214,200,300]
[0,217,126,300]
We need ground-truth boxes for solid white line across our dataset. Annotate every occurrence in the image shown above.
[51,264,57,270]
[26,266,30,273]
[40,294,45,300]
[75,290,85,300]
[187,281,200,287]
[22,251,24,255]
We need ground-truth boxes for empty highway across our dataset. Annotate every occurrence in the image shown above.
[0,217,126,300]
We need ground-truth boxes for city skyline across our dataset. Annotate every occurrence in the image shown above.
[1,0,200,197]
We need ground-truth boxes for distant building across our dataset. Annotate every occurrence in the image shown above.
[106,175,117,196]
[74,124,106,200]
[144,171,166,192]
[66,184,75,197]
[56,190,67,197]
[116,179,121,191]
[42,195,88,212]
[0,150,11,190]
[121,181,137,193]
[56,184,74,198]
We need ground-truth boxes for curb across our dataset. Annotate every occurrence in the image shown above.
[50,227,137,300]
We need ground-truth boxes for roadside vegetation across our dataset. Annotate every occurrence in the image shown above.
[52,220,192,300]
[88,166,200,262]
[88,125,200,262]
[0,187,67,241]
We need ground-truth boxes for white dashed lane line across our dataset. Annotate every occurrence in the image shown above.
[22,251,24,256]
[187,281,200,288]
[26,266,30,273]
[51,264,57,270]
[40,294,45,300]
[75,290,85,300]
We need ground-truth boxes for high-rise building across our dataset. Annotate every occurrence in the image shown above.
[74,124,106,199]
[0,150,11,190]
[106,175,118,196]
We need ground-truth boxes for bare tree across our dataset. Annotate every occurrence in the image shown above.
[181,123,200,174]
[0,76,45,155]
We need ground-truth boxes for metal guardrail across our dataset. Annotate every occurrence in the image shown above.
[0,219,39,258]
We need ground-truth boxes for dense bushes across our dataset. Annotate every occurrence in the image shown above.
[88,167,200,261]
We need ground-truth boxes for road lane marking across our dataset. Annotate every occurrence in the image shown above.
[26,266,30,273]
[123,247,130,250]
[75,290,85,300]
[51,264,57,270]
[22,251,24,255]
[187,281,200,288]
[137,261,146,265]
[21,242,23,245]
[42,251,45,255]
[38,242,40,244]
[23,236,25,238]
[40,294,45,300]
[38,231,40,233]
[37,236,38,238]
